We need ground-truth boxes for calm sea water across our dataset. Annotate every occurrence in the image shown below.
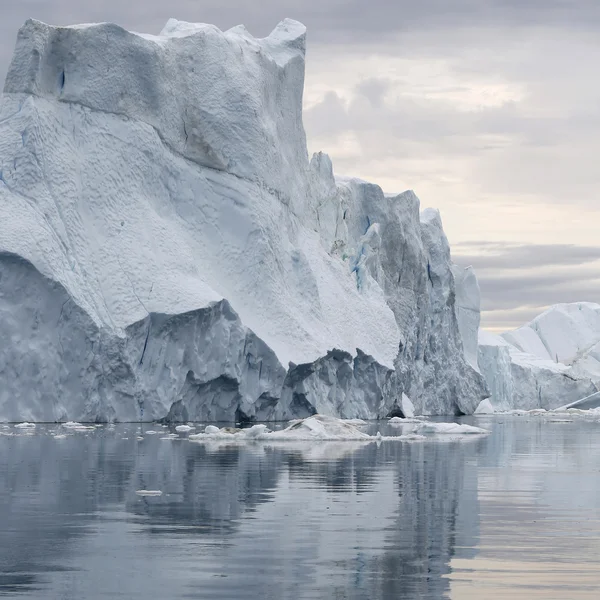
[1,416,600,599]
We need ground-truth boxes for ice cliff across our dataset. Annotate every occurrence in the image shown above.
[478,303,600,411]
[0,18,488,422]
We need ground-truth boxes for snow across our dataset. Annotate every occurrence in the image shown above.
[0,17,487,422]
[14,422,35,429]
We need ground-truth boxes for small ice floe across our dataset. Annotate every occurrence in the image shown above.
[175,425,195,432]
[14,422,36,429]
[388,416,423,424]
[135,490,163,497]
[144,430,158,435]
[160,434,180,440]
[53,434,68,439]
[413,422,489,435]
[136,436,144,441]
[501,409,548,416]
[62,422,96,431]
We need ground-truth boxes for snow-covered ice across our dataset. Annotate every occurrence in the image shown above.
[0,17,489,422]
[175,425,195,432]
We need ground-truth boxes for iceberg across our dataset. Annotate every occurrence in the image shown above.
[0,18,487,422]
[478,303,600,411]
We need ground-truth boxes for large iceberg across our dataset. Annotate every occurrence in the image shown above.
[478,303,600,411]
[0,18,487,422]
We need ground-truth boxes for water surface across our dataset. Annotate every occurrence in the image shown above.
[1,416,600,599]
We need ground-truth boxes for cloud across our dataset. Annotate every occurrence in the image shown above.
[453,243,600,270]
[452,243,600,330]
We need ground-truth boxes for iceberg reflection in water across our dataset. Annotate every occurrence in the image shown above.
[1,417,600,599]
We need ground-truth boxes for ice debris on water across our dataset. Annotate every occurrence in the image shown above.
[175,425,195,432]
[188,414,487,443]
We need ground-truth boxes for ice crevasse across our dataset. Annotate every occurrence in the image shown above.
[0,17,489,422]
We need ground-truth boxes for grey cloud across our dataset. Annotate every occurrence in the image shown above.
[454,243,600,330]
[453,244,600,270]
[355,78,391,108]
[481,306,552,331]
[3,0,600,78]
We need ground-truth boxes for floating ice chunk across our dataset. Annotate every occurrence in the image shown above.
[136,436,144,440]
[175,425,195,432]
[401,393,415,418]
[413,422,489,435]
[501,409,548,416]
[474,399,495,414]
[62,422,96,430]
[144,430,158,435]
[53,434,67,439]
[189,415,422,442]
[388,416,423,424]
[14,422,36,429]
[135,490,163,496]
[270,415,371,440]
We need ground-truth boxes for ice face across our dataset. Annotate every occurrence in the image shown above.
[0,18,488,422]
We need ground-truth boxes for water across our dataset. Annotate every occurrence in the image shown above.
[1,416,600,599]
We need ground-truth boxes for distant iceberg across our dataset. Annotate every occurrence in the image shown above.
[478,303,600,411]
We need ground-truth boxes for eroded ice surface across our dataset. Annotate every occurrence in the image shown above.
[0,17,487,422]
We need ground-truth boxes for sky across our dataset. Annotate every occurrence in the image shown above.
[1,0,599,332]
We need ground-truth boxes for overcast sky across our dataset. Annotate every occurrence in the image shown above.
[1,0,599,332]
